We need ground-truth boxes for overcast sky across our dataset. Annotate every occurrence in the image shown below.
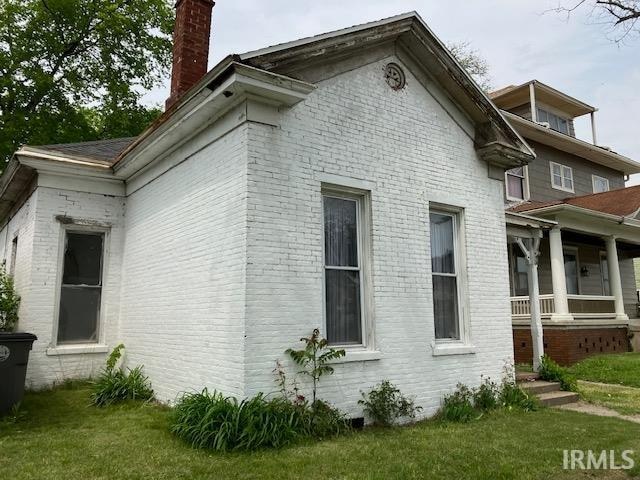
[145,0,640,184]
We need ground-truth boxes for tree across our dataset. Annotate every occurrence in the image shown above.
[447,41,492,91]
[552,1,640,41]
[0,0,174,162]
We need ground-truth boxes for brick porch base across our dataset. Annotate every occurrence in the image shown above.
[513,326,631,366]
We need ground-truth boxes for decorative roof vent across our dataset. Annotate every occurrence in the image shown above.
[384,63,406,90]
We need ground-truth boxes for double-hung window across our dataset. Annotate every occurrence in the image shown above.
[505,166,528,201]
[57,230,105,344]
[323,191,369,346]
[550,162,574,192]
[592,175,610,193]
[430,208,465,341]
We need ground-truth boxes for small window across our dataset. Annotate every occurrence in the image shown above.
[550,162,574,192]
[9,236,18,277]
[430,208,465,341]
[57,231,105,344]
[510,244,529,296]
[537,108,569,135]
[592,175,610,193]
[323,191,369,346]
[505,166,528,201]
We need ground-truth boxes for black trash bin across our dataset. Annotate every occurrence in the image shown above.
[0,332,37,416]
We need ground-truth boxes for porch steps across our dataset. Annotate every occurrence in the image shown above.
[517,374,580,407]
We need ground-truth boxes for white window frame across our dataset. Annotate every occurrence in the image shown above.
[505,165,530,202]
[549,161,575,193]
[429,204,470,346]
[592,175,610,193]
[600,251,611,296]
[321,185,373,350]
[52,223,110,348]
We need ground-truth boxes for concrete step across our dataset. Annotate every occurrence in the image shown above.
[516,371,540,382]
[519,380,562,395]
[537,391,580,407]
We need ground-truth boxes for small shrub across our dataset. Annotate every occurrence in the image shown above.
[500,381,539,411]
[358,380,422,426]
[539,355,578,392]
[91,344,153,406]
[304,399,351,438]
[473,378,500,411]
[0,265,20,332]
[439,384,477,423]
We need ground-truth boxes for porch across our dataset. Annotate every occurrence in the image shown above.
[511,294,618,321]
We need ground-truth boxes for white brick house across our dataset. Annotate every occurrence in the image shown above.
[0,12,535,417]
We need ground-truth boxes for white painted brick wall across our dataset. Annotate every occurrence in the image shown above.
[118,125,248,402]
[243,56,514,417]
[5,186,125,387]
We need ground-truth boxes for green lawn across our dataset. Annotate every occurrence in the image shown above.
[1,385,640,479]
[578,381,640,416]
[568,353,640,387]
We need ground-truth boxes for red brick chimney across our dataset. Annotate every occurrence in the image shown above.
[165,0,215,110]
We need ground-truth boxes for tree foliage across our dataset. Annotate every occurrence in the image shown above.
[552,1,640,41]
[447,41,492,91]
[0,0,174,162]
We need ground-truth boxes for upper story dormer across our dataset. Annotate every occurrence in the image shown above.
[491,80,640,205]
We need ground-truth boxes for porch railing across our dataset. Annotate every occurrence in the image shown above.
[510,295,616,319]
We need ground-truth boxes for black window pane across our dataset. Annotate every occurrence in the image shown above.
[63,233,104,285]
[430,213,455,274]
[57,286,101,343]
[325,269,362,345]
[324,197,358,267]
[433,275,459,340]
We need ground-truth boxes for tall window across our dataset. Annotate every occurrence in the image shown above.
[511,245,529,296]
[592,175,610,193]
[323,193,365,345]
[57,231,105,344]
[9,236,18,277]
[505,166,528,201]
[600,253,610,296]
[430,209,464,340]
[563,248,579,295]
[550,162,574,192]
[537,108,569,135]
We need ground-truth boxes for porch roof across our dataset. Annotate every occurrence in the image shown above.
[509,185,640,218]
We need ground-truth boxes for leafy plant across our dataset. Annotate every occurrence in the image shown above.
[439,384,477,423]
[358,380,422,426]
[91,344,153,407]
[539,355,578,392]
[473,378,500,411]
[285,328,345,404]
[170,390,349,452]
[500,381,539,412]
[0,265,20,332]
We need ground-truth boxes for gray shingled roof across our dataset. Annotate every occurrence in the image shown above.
[32,137,136,165]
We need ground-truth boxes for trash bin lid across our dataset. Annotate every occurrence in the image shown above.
[0,332,37,342]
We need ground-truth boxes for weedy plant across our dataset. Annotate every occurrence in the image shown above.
[91,344,154,407]
[538,355,578,392]
[285,328,345,404]
[0,265,20,332]
[358,380,422,426]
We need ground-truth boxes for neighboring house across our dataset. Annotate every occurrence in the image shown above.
[491,81,640,365]
[0,9,536,416]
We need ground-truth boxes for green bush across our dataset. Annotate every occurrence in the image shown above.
[358,380,422,426]
[473,378,500,411]
[170,390,349,451]
[439,384,477,423]
[539,355,578,392]
[0,265,20,332]
[500,381,539,411]
[91,344,154,407]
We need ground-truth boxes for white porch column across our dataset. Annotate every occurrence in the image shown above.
[605,236,629,321]
[549,227,572,321]
[516,236,544,371]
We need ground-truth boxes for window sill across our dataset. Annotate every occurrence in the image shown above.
[46,344,109,356]
[431,344,476,357]
[329,350,383,364]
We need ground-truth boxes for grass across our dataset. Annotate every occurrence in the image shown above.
[568,353,640,387]
[578,381,640,417]
[1,384,640,479]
